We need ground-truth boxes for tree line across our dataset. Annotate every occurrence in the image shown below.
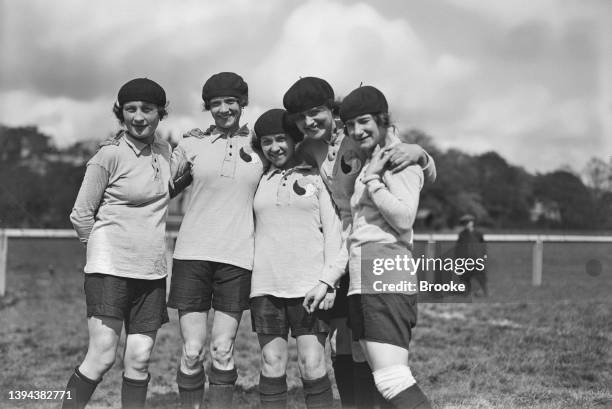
[1,124,611,230]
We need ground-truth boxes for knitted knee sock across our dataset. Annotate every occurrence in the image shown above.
[207,365,237,409]
[332,355,355,408]
[353,361,379,409]
[61,366,101,409]
[176,368,205,409]
[389,384,431,409]
[121,373,150,409]
[259,373,287,409]
[302,375,333,409]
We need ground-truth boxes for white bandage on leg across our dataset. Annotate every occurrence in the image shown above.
[372,365,416,400]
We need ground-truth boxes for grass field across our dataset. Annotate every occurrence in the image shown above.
[1,237,611,409]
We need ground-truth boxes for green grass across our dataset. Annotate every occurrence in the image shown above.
[0,238,611,408]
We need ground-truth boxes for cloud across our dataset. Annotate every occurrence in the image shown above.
[429,85,601,170]
[444,0,605,30]
[0,0,606,172]
[1,0,284,102]
[0,90,115,146]
[252,0,474,114]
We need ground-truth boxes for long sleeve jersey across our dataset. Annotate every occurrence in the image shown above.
[298,127,435,287]
[250,163,342,298]
[348,136,424,295]
[170,125,265,269]
[70,131,171,279]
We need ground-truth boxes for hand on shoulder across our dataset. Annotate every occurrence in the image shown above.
[183,127,209,139]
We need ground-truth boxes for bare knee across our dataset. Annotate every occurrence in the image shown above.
[261,348,287,377]
[94,349,117,373]
[124,337,155,375]
[298,351,326,380]
[210,337,235,369]
[82,338,117,377]
[181,340,205,372]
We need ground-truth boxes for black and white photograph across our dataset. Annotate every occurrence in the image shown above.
[1,1,611,408]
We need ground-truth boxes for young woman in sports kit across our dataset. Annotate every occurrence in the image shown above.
[249,108,341,409]
[340,85,431,408]
[167,72,265,409]
[283,77,436,408]
[63,78,172,409]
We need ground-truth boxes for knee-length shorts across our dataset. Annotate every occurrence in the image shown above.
[168,259,252,313]
[347,293,417,350]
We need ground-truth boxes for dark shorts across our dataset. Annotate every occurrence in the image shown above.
[250,295,330,338]
[347,293,417,350]
[168,259,251,312]
[329,272,349,319]
[84,273,169,334]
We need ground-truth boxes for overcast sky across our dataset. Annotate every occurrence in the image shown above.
[1,0,610,172]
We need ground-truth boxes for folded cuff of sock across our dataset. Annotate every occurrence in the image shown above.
[176,368,205,390]
[259,373,287,395]
[122,373,150,387]
[302,375,332,395]
[75,367,102,385]
[208,365,238,385]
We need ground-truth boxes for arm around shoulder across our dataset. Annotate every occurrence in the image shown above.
[420,151,436,184]
[370,165,423,234]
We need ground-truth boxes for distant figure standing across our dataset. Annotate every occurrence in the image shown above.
[455,214,488,297]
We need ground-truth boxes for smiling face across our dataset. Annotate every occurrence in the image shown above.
[209,96,242,131]
[294,105,333,141]
[122,101,161,143]
[260,133,296,169]
[344,114,385,154]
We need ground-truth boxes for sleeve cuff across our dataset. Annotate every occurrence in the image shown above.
[366,178,386,194]
[361,174,381,184]
[320,266,343,288]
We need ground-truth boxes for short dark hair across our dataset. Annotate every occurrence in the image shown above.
[343,112,392,135]
[251,126,303,156]
[203,94,249,111]
[285,100,337,126]
[112,102,169,124]
[374,112,391,128]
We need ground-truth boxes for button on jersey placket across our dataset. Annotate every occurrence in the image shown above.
[220,135,237,178]
[277,170,291,206]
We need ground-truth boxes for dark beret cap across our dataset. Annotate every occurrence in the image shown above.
[202,72,248,102]
[339,85,388,123]
[283,77,335,114]
[117,78,166,106]
[254,108,303,143]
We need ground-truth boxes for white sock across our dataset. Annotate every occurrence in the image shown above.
[373,365,416,400]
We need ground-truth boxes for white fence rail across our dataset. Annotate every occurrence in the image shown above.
[1,229,611,296]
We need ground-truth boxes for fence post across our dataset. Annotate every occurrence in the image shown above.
[532,239,543,286]
[0,230,7,297]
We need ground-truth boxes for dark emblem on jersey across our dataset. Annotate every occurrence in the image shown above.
[293,178,316,196]
[239,147,252,162]
[340,155,351,173]
[340,151,362,175]
[293,180,306,195]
